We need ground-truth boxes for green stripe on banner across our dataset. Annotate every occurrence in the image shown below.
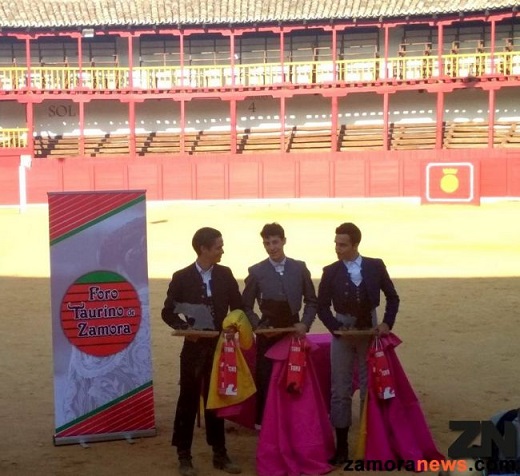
[50,195,145,246]
[55,380,153,434]
[74,271,127,284]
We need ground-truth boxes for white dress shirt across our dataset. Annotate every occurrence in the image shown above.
[343,255,363,286]
[196,262,213,296]
[269,257,287,276]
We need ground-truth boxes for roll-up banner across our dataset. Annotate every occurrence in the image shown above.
[48,190,156,446]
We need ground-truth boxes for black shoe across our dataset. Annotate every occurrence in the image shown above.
[328,448,349,466]
[329,426,349,466]
[178,458,197,476]
[212,453,242,474]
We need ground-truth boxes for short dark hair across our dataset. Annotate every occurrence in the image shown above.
[192,227,222,255]
[335,222,362,245]
[260,223,285,240]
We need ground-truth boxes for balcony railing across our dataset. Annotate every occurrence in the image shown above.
[0,51,519,92]
[0,128,28,147]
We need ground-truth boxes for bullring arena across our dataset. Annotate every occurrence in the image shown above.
[1,0,520,474]
[1,198,519,475]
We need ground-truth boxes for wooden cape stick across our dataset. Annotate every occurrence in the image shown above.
[171,329,219,337]
[333,329,376,336]
[254,327,297,335]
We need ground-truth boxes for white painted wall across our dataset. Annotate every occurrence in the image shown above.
[237,97,281,129]
[186,99,230,131]
[135,100,180,132]
[0,101,25,128]
[34,100,79,136]
[32,100,130,136]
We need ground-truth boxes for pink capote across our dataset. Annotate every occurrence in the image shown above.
[256,335,335,476]
[364,333,445,469]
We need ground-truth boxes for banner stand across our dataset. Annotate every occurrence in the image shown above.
[49,190,156,446]
[55,429,157,447]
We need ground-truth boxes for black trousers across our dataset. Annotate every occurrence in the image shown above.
[171,339,225,456]
[255,333,285,425]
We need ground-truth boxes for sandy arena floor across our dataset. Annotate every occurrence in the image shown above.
[1,198,519,476]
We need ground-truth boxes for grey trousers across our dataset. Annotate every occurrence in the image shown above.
[329,312,376,428]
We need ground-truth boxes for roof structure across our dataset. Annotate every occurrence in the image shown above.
[0,0,517,30]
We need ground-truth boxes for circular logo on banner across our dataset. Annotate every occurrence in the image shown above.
[60,271,142,357]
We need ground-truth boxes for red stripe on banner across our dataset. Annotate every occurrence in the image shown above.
[62,283,136,294]
[61,317,141,328]
[94,404,156,434]
[49,192,137,240]
[49,194,116,237]
[62,322,140,330]
[60,297,141,312]
[49,191,144,242]
[50,192,136,229]
[75,388,155,435]
[60,303,141,318]
[85,387,154,433]
[56,387,154,437]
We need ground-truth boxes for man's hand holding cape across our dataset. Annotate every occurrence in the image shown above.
[207,309,256,410]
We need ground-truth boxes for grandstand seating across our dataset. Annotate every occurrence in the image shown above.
[496,122,520,147]
[186,131,231,154]
[338,124,386,150]
[137,132,180,155]
[286,125,334,152]
[34,135,79,157]
[31,120,520,158]
[443,122,510,148]
[443,122,490,148]
[89,134,130,155]
[237,127,286,153]
[390,123,437,150]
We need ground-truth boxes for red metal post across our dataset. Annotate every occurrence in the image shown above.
[230,99,237,154]
[488,88,496,148]
[229,31,236,88]
[79,100,85,157]
[437,23,444,78]
[179,31,186,154]
[77,35,84,88]
[26,102,34,158]
[490,19,496,74]
[179,31,185,87]
[25,37,31,90]
[128,34,134,89]
[331,95,338,151]
[384,25,389,80]
[383,92,389,150]
[180,99,186,154]
[436,22,446,149]
[489,18,497,148]
[436,91,445,149]
[129,101,136,158]
[280,96,286,152]
[280,28,285,83]
[332,27,337,81]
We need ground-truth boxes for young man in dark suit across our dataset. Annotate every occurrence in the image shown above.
[242,222,318,426]
[162,227,243,476]
[317,222,400,466]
